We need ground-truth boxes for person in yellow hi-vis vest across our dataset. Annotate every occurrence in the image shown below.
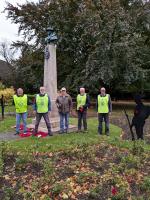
[33,86,53,136]
[96,87,112,136]
[13,88,28,135]
[76,87,90,132]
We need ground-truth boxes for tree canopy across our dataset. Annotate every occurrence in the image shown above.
[3,0,150,96]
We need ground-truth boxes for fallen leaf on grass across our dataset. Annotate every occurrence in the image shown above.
[4,175,10,180]
[62,193,69,199]
[40,194,47,200]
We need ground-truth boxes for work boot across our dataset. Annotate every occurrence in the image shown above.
[65,129,69,134]
[48,132,53,136]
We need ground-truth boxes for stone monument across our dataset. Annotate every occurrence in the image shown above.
[29,27,77,133]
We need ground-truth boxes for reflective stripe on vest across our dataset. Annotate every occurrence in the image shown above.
[13,94,27,113]
[98,94,109,113]
[36,94,49,113]
[77,94,86,110]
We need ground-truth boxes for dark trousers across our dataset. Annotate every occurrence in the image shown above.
[35,112,51,134]
[135,123,145,140]
[98,113,109,134]
[78,110,87,130]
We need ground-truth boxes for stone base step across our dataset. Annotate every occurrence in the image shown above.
[27,124,77,134]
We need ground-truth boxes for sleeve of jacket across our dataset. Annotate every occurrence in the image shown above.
[33,95,37,111]
[84,95,90,109]
[56,96,60,109]
[96,96,98,112]
[12,99,15,106]
[108,95,112,112]
[69,95,73,111]
[48,96,51,111]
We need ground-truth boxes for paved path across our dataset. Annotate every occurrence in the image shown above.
[0,132,20,141]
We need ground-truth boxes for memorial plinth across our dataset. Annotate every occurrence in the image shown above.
[28,28,77,133]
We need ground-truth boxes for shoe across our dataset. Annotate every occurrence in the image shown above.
[14,132,19,135]
[106,132,109,136]
[65,129,69,134]
[48,133,53,136]
[59,131,64,134]
[76,130,81,133]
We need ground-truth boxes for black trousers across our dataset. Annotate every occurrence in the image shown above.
[78,110,87,130]
[98,113,109,134]
[35,112,51,134]
[135,123,145,140]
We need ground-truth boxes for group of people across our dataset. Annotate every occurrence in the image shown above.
[13,86,112,136]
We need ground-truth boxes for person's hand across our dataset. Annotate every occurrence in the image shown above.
[33,110,36,115]
[109,112,112,115]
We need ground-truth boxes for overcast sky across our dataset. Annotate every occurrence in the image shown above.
[0,0,38,43]
[0,0,38,60]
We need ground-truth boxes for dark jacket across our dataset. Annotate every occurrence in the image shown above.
[132,103,149,126]
[56,94,72,113]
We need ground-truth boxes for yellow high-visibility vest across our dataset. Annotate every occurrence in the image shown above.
[13,94,27,113]
[98,94,109,113]
[36,94,49,113]
[77,94,86,110]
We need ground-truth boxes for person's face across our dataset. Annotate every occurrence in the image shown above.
[61,90,66,95]
[17,88,23,96]
[40,87,45,94]
[100,88,106,95]
[80,88,85,95]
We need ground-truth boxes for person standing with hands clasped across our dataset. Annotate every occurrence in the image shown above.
[13,88,28,135]
[33,86,53,136]
[96,87,112,136]
[56,87,72,134]
[77,87,90,133]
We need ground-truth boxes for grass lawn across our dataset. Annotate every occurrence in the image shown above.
[0,116,149,152]
[0,116,121,150]
[11,118,121,152]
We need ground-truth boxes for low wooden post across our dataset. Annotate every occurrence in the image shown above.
[1,95,4,120]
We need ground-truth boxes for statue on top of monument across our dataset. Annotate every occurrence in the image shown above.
[45,26,58,45]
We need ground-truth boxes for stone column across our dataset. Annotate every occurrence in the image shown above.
[43,44,60,129]
[28,28,77,133]
[29,44,60,131]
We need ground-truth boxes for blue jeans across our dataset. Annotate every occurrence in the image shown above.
[16,112,27,133]
[59,112,69,132]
